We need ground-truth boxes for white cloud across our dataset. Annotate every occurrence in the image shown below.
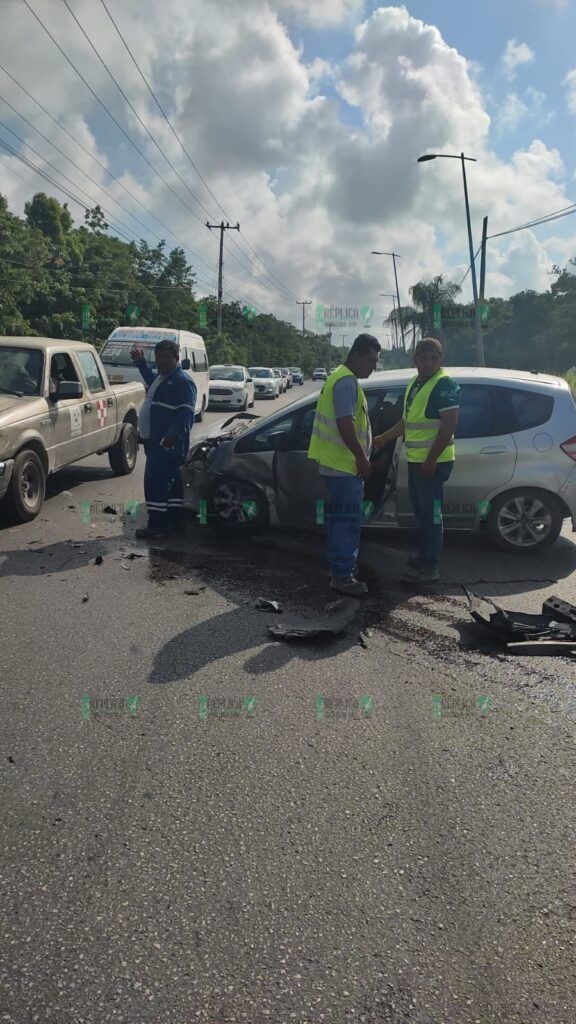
[564,69,576,114]
[496,88,551,132]
[0,0,572,328]
[269,0,365,26]
[501,39,535,80]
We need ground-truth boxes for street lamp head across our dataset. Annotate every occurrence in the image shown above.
[417,154,437,162]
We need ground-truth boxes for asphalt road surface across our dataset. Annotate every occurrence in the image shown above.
[1,381,576,1024]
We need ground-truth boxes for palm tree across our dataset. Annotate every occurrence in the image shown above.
[410,275,462,346]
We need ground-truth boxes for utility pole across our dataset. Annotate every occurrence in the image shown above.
[479,215,488,303]
[340,334,347,362]
[325,322,334,371]
[296,299,311,340]
[205,221,240,334]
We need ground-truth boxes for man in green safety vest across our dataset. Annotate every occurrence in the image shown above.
[373,337,460,583]
[308,334,381,596]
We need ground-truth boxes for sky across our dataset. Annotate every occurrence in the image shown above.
[0,0,575,342]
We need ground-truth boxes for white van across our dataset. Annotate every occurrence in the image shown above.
[99,326,210,421]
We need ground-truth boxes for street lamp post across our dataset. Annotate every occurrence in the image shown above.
[417,152,485,366]
[380,293,398,349]
[325,322,334,371]
[371,252,405,351]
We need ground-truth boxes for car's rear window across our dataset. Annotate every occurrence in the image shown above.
[502,388,554,432]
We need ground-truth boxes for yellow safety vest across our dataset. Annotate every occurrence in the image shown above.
[403,369,456,463]
[308,364,370,474]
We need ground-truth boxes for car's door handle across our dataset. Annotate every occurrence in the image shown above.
[84,403,93,412]
[479,446,508,454]
[107,397,114,407]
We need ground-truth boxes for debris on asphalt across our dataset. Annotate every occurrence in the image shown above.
[81,593,89,603]
[67,505,75,510]
[358,633,369,649]
[255,597,283,613]
[268,597,360,641]
[103,505,119,515]
[464,587,576,653]
[120,563,131,571]
[123,550,146,560]
[184,586,207,595]
[94,555,104,565]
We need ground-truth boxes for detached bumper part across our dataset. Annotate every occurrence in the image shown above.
[464,587,576,654]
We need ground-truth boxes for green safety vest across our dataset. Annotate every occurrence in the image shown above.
[308,364,370,474]
[403,368,456,463]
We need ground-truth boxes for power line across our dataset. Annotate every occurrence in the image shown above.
[0,63,224,280]
[488,203,576,240]
[95,0,300,303]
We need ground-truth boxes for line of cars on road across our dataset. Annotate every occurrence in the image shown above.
[208,365,305,408]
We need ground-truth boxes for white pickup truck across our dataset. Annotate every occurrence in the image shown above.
[0,337,145,523]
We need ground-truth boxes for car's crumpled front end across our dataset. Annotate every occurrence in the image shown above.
[181,414,257,514]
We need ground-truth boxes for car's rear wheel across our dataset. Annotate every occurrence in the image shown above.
[108,422,138,475]
[3,449,46,522]
[207,478,269,532]
[486,488,564,553]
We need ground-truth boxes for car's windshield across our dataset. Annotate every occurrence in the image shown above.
[210,366,244,381]
[290,367,301,373]
[101,342,156,367]
[0,346,44,396]
[249,367,272,378]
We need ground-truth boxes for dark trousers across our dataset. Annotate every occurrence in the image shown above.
[143,442,185,532]
[407,461,454,566]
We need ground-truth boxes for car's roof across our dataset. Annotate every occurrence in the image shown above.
[0,336,99,352]
[367,366,567,390]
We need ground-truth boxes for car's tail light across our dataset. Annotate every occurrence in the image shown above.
[560,435,576,461]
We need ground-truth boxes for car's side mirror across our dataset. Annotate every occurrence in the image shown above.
[247,377,253,383]
[57,381,83,399]
[181,358,191,370]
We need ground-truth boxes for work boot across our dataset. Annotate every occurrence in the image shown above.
[330,575,369,597]
[400,564,440,583]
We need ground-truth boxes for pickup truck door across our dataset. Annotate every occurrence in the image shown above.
[73,349,117,451]
[46,352,90,467]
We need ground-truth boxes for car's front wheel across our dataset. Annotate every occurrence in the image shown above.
[486,488,564,553]
[3,449,46,522]
[207,478,269,531]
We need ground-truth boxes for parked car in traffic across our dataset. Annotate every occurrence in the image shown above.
[99,326,209,422]
[312,367,328,381]
[249,367,280,399]
[0,337,145,523]
[290,367,304,385]
[208,365,255,411]
[182,367,576,553]
[273,368,287,393]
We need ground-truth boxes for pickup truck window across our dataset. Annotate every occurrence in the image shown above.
[76,351,106,393]
[50,353,79,392]
[0,346,43,396]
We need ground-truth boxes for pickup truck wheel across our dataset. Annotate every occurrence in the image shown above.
[195,396,206,423]
[108,422,138,475]
[4,449,46,522]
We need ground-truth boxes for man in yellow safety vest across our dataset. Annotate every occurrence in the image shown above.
[373,337,460,583]
[308,334,381,596]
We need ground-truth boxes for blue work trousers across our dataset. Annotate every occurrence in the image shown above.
[143,443,185,532]
[407,461,454,566]
[324,474,364,580]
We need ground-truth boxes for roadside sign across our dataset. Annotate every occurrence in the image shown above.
[81,303,91,331]
[126,304,140,323]
[198,302,207,329]
[435,304,490,326]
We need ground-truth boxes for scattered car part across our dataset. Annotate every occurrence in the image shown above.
[94,555,103,565]
[268,597,360,641]
[255,598,283,613]
[464,587,576,652]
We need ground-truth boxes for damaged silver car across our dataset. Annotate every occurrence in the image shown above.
[181,367,576,553]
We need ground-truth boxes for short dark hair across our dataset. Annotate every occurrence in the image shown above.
[415,337,443,356]
[348,333,381,358]
[155,340,179,359]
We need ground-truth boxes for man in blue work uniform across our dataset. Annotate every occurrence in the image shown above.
[130,339,197,540]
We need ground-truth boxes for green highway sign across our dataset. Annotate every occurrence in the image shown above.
[126,303,140,323]
[81,303,91,331]
[198,302,207,329]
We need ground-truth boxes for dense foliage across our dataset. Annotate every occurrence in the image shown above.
[0,191,574,374]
